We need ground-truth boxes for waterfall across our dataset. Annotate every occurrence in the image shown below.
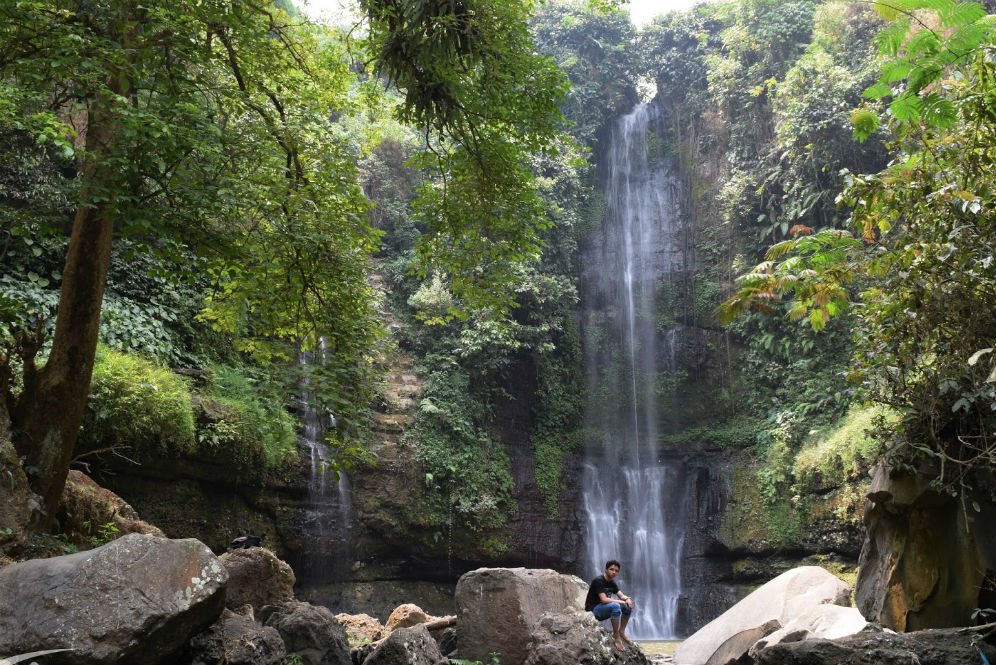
[581,103,690,639]
[297,343,355,583]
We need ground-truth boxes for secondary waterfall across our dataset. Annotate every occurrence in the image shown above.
[297,345,355,584]
[581,103,691,639]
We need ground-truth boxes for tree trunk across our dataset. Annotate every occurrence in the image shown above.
[11,17,134,527]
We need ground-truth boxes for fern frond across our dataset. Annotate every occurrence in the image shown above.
[766,239,797,260]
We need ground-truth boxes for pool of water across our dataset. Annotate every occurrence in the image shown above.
[638,640,681,657]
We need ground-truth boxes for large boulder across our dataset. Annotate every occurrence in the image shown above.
[220,546,296,612]
[751,626,996,665]
[0,533,226,664]
[455,567,588,665]
[525,609,649,665]
[359,624,443,665]
[58,470,165,548]
[856,462,996,631]
[747,605,872,657]
[261,601,351,665]
[674,566,851,665]
[187,608,286,665]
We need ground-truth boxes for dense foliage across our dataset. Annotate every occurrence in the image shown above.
[0,0,574,526]
[723,0,996,488]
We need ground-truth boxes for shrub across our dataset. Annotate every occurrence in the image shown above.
[202,365,298,471]
[81,346,195,457]
[793,405,892,487]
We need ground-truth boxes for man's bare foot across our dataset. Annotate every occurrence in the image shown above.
[614,639,625,651]
[621,634,634,645]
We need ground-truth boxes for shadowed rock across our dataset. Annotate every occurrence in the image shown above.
[262,600,351,665]
[187,608,286,665]
[751,626,996,665]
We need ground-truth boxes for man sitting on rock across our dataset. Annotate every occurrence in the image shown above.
[584,559,636,651]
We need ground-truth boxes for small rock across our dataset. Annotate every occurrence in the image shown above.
[336,612,386,643]
[385,603,431,632]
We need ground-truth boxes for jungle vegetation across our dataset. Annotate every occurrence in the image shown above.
[1,0,993,549]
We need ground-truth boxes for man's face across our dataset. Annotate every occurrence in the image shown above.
[604,564,620,581]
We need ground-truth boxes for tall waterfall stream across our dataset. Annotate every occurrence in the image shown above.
[581,103,691,639]
[297,346,355,585]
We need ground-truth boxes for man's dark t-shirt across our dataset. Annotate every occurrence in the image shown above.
[585,575,620,611]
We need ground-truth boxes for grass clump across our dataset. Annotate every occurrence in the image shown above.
[793,405,893,488]
[82,345,195,457]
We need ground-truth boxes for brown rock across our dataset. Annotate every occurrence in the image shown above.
[335,612,386,643]
[220,547,296,612]
[0,432,39,555]
[856,462,996,630]
[58,470,165,548]
[385,603,431,632]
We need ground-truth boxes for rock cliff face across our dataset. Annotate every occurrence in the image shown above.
[674,449,865,636]
[856,463,996,630]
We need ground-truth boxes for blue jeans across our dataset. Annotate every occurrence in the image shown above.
[592,602,632,621]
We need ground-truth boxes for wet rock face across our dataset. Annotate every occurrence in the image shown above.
[675,452,865,636]
[0,534,227,665]
[856,463,996,631]
[674,566,852,665]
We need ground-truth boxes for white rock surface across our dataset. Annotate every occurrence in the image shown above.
[748,604,871,656]
[674,566,852,665]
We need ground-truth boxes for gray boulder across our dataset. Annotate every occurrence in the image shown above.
[0,533,227,665]
[751,626,996,665]
[187,608,286,665]
[262,601,351,665]
[674,566,851,665]
[360,624,443,665]
[525,609,649,665]
[455,567,587,665]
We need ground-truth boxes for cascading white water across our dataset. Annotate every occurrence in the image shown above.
[298,343,355,583]
[581,103,690,639]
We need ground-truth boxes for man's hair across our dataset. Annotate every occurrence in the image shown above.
[604,559,621,570]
